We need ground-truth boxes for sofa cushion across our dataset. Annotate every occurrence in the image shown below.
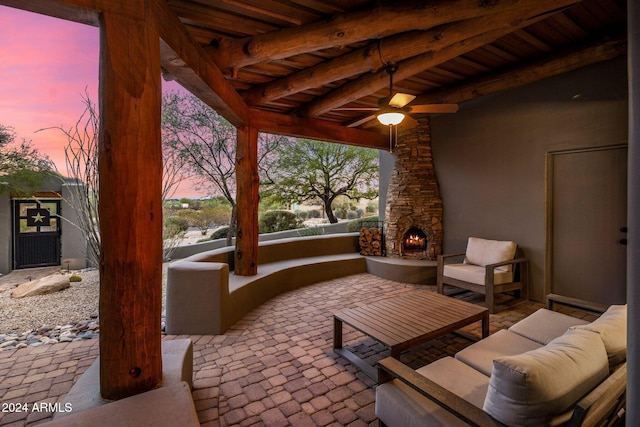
[376,357,489,427]
[443,264,514,286]
[464,237,517,272]
[376,380,470,427]
[483,328,609,426]
[455,329,542,376]
[416,356,490,409]
[573,304,627,367]
[508,308,589,344]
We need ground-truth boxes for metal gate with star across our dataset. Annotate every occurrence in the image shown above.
[13,199,62,269]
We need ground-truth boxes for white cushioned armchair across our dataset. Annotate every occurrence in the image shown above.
[437,237,528,313]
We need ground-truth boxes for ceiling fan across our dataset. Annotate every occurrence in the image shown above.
[335,63,458,150]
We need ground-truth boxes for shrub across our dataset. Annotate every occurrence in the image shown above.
[296,210,309,220]
[296,226,326,237]
[309,209,322,219]
[346,211,359,220]
[165,216,189,233]
[259,210,302,234]
[210,226,230,240]
[69,274,82,282]
[347,216,379,232]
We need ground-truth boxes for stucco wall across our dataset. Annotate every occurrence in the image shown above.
[428,57,628,302]
[60,183,88,270]
[0,191,11,274]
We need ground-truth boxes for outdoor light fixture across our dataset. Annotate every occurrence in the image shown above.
[377,112,405,126]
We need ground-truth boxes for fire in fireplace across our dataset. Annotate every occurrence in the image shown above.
[402,227,427,253]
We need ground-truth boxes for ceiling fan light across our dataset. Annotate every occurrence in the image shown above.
[377,112,405,125]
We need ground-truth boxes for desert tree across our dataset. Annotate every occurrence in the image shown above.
[162,90,283,245]
[45,94,187,265]
[0,124,55,195]
[262,138,379,224]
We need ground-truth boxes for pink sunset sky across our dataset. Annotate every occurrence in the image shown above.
[0,6,198,198]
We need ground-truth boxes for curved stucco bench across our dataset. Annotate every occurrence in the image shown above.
[165,233,366,335]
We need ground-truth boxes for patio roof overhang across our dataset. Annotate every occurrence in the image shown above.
[1,0,637,418]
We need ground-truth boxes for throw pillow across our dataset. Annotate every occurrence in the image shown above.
[573,304,627,367]
[483,328,609,426]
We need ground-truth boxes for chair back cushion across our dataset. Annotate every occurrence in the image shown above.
[464,237,517,272]
[483,328,609,426]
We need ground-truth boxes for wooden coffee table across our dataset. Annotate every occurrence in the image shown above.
[333,290,489,380]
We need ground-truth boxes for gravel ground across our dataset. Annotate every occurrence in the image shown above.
[0,265,169,335]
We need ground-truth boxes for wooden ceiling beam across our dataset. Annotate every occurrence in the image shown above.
[0,0,102,25]
[410,34,627,106]
[245,0,580,109]
[149,0,249,127]
[249,109,388,150]
[299,0,580,119]
[208,0,528,72]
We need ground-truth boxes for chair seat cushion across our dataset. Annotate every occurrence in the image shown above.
[508,308,589,345]
[573,304,627,367]
[455,329,542,376]
[483,328,609,427]
[376,357,489,427]
[443,263,514,286]
[464,237,517,272]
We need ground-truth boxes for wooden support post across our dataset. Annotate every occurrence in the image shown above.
[235,125,259,276]
[98,11,163,399]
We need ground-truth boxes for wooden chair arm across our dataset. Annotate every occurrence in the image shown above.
[377,357,504,427]
[485,257,528,270]
[546,293,608,314]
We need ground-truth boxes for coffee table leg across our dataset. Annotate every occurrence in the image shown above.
[333,316,343,350]
[390,345,401,359]
[482,313,490,338]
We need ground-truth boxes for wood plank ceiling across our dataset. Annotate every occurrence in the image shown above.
[163,0,627,136]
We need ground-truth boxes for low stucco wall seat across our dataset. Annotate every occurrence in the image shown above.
[165,233,366,335]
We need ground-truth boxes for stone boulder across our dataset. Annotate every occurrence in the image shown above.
[11,274,70,299]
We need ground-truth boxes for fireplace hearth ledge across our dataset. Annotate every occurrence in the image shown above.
[365,256,437,285]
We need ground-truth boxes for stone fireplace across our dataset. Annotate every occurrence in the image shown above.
[384,116,443,260]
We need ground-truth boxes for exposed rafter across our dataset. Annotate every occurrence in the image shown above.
[410,33,627,106]
[291,0,580,118]
[242,0,580,109]
[207,0,528,72]
[150,0,249,127]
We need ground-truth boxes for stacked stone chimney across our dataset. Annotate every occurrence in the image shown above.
[384,116,443,260]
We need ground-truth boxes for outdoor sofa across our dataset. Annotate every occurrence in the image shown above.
[376,294,627,426]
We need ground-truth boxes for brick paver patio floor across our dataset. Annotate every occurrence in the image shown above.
[1,272,592,427]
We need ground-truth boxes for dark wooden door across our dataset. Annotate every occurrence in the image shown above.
[13,199,61,269]
[549,145,627,305]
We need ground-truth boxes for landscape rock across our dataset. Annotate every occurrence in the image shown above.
[11,274,70,299]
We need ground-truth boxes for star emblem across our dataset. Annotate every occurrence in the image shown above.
[31,212,45,223]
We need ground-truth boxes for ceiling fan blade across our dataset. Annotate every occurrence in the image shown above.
[408,104,459,113]
[333,107,379,111]
[389,92,416,108]
[402,115,418,129]
[346,113,378,128]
